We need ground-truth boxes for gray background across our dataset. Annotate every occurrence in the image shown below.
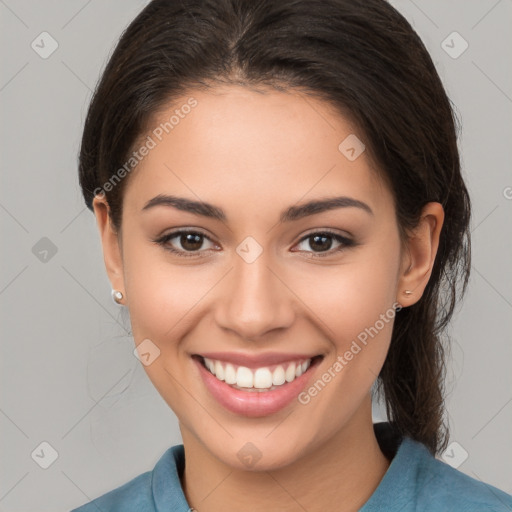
[1,1,511,511]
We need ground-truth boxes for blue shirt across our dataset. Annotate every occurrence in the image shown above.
[71,422,512,511]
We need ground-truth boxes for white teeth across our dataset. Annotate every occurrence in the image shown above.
[272,366,286,386]
[202,357,314,390]
[254,368,273,388]
[205,358,215,373]
[215,360,225,381]
[285,363,296,382]
[224,363,237,384]
[236,366,254,388]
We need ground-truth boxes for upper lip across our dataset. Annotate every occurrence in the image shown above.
[194,351,323,369]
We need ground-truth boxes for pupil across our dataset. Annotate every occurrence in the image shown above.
[311,234,332,251]
[182,233,202,251]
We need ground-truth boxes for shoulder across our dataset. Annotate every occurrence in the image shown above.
[70,445,186,512]
[409,438,512,511]
[364,425,512,512]
[70,470,154,512]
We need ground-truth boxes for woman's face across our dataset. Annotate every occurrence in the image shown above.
[96,85,413,470]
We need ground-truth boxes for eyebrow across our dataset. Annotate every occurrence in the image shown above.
[142,194,374,222]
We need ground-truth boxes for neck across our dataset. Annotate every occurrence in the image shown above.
[180,397,391,512]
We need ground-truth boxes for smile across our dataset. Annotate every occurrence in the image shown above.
[202,356,313,391]
[192,353,324,417]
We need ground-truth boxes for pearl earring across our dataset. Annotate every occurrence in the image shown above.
[111,289,124,304]
[404,290,413,296]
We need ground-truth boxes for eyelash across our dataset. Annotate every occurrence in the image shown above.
[153,229,356,259]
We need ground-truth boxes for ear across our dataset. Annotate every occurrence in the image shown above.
[396,202,444,307]
[92,194,126,303]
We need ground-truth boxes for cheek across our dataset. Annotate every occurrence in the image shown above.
[121,238,211,340]
[121,245,210,411]
[299,247,400,342]
[290,251,400,431]
[292,242,401,401]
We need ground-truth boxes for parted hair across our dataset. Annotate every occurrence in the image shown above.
[78,0,471,455]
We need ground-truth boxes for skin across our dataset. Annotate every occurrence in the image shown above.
[93,85,444,512]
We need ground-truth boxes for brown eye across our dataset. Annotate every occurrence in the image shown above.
[309,234,334,251]
[179,232,204,251]
[294,231,355,257]
[154,230,218,258]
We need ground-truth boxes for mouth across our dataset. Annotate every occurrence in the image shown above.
[191,353,324,417]
[194,354,323,391]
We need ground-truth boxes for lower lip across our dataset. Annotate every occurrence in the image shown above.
[193,356,321,417]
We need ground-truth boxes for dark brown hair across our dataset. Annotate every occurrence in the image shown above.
[78,0,471,455]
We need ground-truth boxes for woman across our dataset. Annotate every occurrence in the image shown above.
[71,0,512,510]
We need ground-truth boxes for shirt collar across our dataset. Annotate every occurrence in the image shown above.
[150,421,418,512]
[361,422,432,511]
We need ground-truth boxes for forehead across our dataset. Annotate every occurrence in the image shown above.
[123,85,392,218]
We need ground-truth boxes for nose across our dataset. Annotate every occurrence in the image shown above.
[214,250,295,341]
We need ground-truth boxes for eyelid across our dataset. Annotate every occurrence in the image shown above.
[154,226,215,245]
[292,228,355,257]
[154,227,355,258]
[153,228,218,256]
[296,227,353,242]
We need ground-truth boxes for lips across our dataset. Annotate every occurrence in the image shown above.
[192,353,323,417]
